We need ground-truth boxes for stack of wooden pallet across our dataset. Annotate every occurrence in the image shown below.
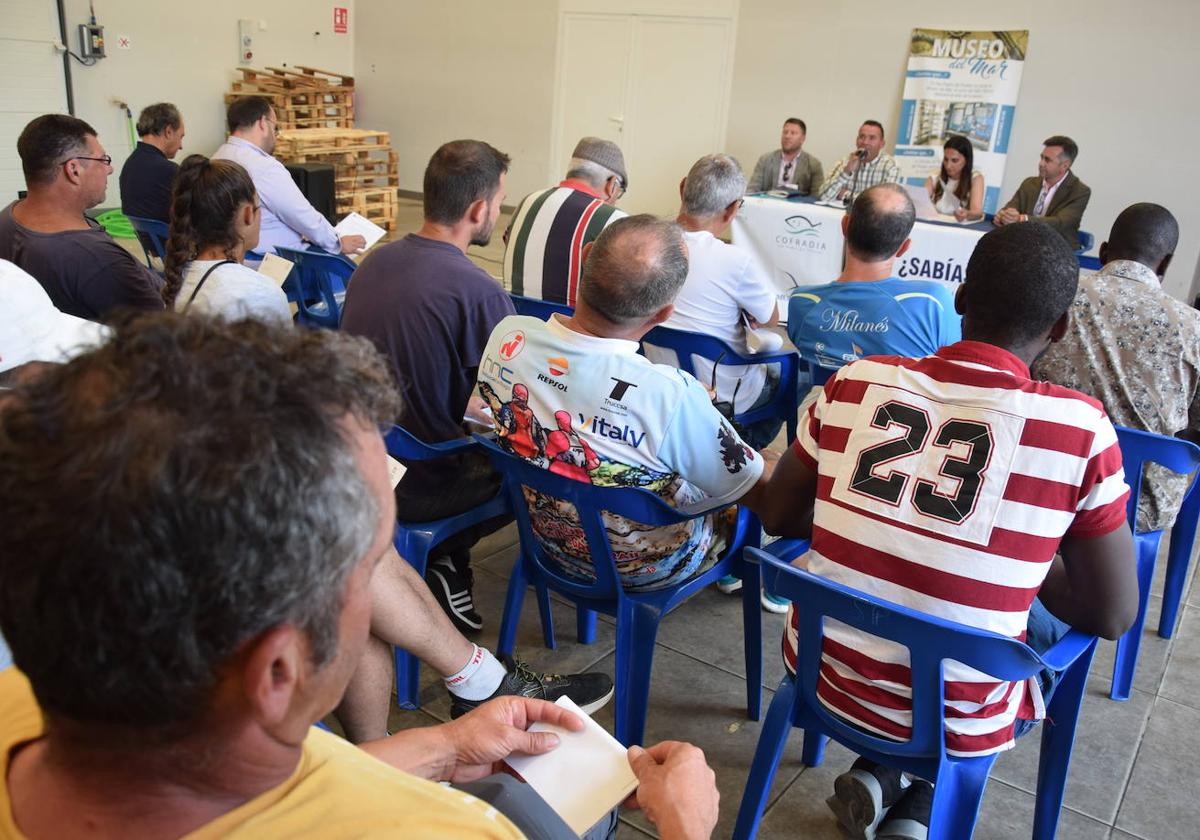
[273,128,400,232]
[226,66,355,130]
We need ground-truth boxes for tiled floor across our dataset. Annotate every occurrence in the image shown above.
[383,522,1200,840]
[377,195,1200,839]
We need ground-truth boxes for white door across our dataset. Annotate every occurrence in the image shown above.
[622,16,733,216]
[555,14,632,161]
[553,10,736,217]
[1,0,69,201]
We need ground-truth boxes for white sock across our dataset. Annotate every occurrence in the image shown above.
[443,645,508,701]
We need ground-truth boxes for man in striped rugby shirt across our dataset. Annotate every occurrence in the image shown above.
[756,222,1137,839]
[503,137,628,306]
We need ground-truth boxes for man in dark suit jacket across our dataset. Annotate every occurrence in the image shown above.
[994,135,1090,247]
[747,117,824,195]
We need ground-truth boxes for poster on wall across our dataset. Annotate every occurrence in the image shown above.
[894,29,1029,215]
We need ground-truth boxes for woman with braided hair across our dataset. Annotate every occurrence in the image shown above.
[163,155,291,324]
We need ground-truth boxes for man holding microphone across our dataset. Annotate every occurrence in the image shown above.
[816,120,901,205]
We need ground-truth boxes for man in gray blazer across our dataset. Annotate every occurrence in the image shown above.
[747,118,824,195]
[994,135,1091,247]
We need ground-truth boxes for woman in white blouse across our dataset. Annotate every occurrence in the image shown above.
[162,156,291,325]
[924,135,985,222]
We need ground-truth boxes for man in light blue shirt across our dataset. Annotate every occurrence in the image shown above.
[788,184,960,368]
[212,96,364,256]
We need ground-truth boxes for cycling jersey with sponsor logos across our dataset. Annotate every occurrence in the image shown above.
[787,277,961,368]
[476,314,763,590]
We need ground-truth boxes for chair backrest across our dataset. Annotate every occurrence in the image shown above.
[1113,425,1200,534]
[274,247,356,328]
[641,324,803,436]
[1076,230,1096,255]
[754,547,1054,762]
[126,215,169,264]
[384,424,477,462]
[474,434,710,600]
[510,294,573,320]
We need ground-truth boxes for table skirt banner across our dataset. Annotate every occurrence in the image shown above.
[732,195,988,303]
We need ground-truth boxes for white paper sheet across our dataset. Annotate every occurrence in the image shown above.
[257,253,295,286]
[386,455,407,489]
[504,696,639,835]
[334,211,387,252]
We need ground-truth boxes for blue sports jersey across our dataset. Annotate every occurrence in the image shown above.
[787,277,961,367]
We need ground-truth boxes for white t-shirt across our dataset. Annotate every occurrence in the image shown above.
[175,260,292,326]
[648,229,777,407]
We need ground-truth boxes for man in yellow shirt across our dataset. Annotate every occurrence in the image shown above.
[0,314,719,839]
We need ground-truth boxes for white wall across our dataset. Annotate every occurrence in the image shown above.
[727,0,1200,301]
[60,0,355,178]
[354,1,558,203]
[353,0,1200,300]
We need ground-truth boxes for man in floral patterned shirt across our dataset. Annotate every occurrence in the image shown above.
[1034,202,1199,530]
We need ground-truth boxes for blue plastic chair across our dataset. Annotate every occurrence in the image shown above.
[510,294,573,320]
[274,246,357,328]
[641,324,803,443]
[1110,426,1200,700]
[474,434,762,746]
[383,425,511,709]
[733,543,1098,840]
[127,215,169,265]
[1074,230,1095,256]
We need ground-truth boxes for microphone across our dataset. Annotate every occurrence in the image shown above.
[855,149,867,159]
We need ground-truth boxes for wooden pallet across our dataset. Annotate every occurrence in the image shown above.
[275,129,389,155]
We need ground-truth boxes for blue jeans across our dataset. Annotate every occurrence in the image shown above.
[1012,597,1072,739]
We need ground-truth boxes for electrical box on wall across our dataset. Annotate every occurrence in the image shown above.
[238,19,254,65]
[78,23,105,58]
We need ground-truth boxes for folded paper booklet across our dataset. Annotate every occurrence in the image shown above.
[504,696,639,835]
[257,253,294,286]
[335,211,387,252]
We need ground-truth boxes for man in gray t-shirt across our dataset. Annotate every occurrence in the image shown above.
[0,114,162,321]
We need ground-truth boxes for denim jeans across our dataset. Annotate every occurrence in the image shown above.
[1012,597,1072,739]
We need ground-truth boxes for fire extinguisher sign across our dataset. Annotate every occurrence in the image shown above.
[333,7,348,34]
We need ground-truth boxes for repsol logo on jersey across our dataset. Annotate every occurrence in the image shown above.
[577,413,646,448]
[536,372,567,392]
[897,256,965,283]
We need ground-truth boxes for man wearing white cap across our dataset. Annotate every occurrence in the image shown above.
[0,260,109,378]
[503,137,628,306]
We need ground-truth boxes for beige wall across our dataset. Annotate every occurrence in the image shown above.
[728,0,1200,301]
[354,1,558,203]
[62,0,355,176]
[353,0,1200,300]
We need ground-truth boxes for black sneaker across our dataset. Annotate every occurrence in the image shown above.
[877,780,933,840]
[426,556,483,634]
[449,656,615,719]
[825,758,907,840]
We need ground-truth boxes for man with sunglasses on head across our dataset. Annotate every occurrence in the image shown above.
[213,96,365,257]
[0,114,164,321]
[503,137,628,306]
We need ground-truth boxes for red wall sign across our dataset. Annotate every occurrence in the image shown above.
[333,7,348,34]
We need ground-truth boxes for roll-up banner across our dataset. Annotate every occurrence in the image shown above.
[895,29,1030,215]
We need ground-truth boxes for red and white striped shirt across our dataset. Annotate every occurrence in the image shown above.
[783,341,1129,757]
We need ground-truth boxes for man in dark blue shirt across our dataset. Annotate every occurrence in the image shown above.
[119,103,185,223]
[341,140,517,635]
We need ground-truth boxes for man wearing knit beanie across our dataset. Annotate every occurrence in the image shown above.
[503,136,629,307]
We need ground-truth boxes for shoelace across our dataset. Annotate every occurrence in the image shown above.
[510,657,562,688]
